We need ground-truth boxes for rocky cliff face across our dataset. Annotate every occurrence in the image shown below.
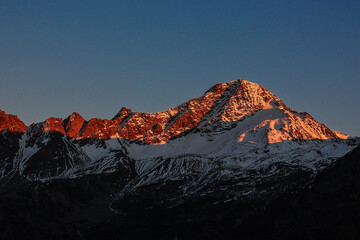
[0,79,357,240]
[0,79,352,181]
[0,110,26,133]
[1,79,347,143]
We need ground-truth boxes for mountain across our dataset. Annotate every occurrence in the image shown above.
[0,109,26,133]
[0,79,358,239]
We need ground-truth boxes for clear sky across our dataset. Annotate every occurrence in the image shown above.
[0,0,359,136]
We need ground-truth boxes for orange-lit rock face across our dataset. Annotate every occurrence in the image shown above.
[236,109,349,144]
[116,81,229,143]
[42,117,65,134]
[78,118,118,139]
[63,113,85,138]
[0,110,26,133]
[0,79,349,143]
[118,112,167,142]
[219,80,285,122]
[74,108,132,139]
[112,107,132,121]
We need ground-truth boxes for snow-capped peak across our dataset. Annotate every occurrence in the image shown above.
[0,79,348,144]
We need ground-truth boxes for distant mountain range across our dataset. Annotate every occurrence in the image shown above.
[0,79,358,240]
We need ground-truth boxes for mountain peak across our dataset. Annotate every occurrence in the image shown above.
[112,107,132,120]
[42,117,65,134]
[68,112,83,120]
[63,112,85,138]
[228,78,247,85]
[0,109,26,133]
[0,79,348,143]
[202,79,287,123]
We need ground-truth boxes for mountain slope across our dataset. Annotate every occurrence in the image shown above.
[1,79,347,142]
[0,79,354,190]
[82,145,360,240]
[0,78,357,239]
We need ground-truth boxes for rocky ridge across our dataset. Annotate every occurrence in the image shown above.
[0,79,357,240]
[0,79,348,144]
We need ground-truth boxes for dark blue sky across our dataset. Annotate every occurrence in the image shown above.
[0,0,359,136]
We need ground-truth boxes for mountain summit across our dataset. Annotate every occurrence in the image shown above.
[0,79,358,240]
[0,78,352,179]
[0,79,347,144]
[0,110,26,133]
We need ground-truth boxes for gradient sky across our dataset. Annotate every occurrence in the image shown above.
[0,0,359,136]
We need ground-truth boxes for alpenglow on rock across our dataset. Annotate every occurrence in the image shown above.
[0,78,353,181]
[0,79,358,240]
[0,79,348,143]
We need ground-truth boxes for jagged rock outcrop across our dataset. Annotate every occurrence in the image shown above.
[0,78,358,240]
[0,110,26,133]
[63,112,85,138]
[0,79,348,144]
[0,79,352,182]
